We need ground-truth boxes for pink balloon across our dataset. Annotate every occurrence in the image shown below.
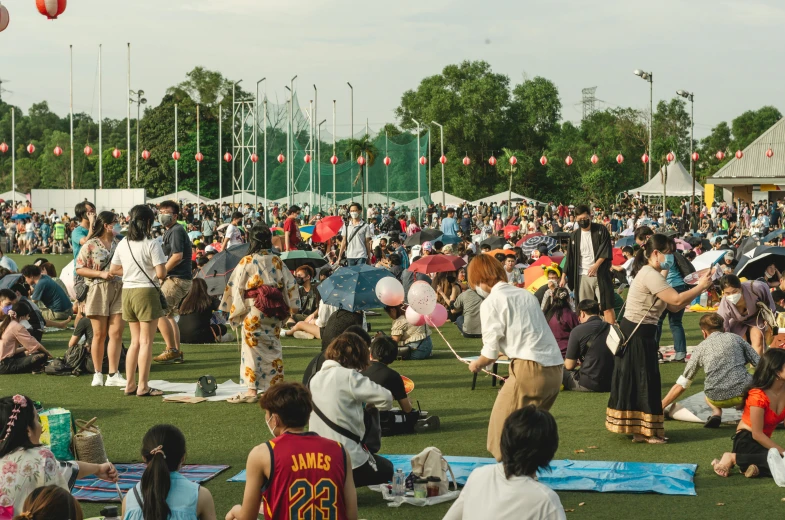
[405,306,426,326]
[425,304,448,327]
[408,280,437,315]
[375,277,404,307]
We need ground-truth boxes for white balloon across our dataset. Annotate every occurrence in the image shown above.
[408,280,436,315]
[375,277,404,307]
[405,306,426,326]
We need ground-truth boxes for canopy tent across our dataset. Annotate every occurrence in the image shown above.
[471,191,543,206]
[147,190,212,205]
[628,160,704,197]
[207,192,264,205]
[428,191,466,207]
[335,193,408,208]
[0,191,29,204]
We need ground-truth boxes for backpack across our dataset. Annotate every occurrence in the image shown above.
[408,447,456,495]
[45,343,90,376]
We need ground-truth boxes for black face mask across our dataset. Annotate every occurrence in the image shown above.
[296,277,306,285]
[578,218,591,229]
[446,275,457,284]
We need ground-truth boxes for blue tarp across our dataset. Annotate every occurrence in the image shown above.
[228,455,697,496]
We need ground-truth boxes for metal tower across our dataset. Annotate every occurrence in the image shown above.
[582,87,597,120]
[232,97,256,206]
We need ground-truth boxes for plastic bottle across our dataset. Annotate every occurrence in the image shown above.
[392,468,405,496]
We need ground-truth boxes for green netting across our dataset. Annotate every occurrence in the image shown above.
[239,92,430,213]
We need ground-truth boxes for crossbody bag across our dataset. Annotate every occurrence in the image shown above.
[337,222,367,263]
[126,241,168,311]
[606,298,657,357]
[74,240,117,302]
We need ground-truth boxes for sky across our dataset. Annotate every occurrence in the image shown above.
[2,0,785,139]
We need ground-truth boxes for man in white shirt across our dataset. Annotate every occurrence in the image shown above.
[337,203,372,266]
[221,211,243,251]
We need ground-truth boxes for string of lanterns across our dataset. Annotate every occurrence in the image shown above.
[0,0,68,34]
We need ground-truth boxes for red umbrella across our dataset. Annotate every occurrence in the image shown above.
[516,232,543,247]
[503,225,519,239]
[311,216,344,243]
[612,248,626,266]
[408,254,466,274]
[529,255,563,268]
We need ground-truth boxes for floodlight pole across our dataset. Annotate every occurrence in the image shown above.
[332,100,337,213]
[219,105,222,201]
[98,44,103,189]
[174,103,178,195]
[347,82,353,202]
[289,75,297,207]
[319,119,326,212]
[69,45,74,189]
[309,99,314,210]
[314,84,318,210]
[196,104,200,201]
[413,118,422,225]
[432,121,444,207]
[263,99,268,223]
[256,78,266,209]
[385,131,389,207]
[126,43,131,188]
[11,107,14,206]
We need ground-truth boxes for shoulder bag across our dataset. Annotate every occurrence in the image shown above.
[606,298,657,357]
[311,401,382,454]
[337,222,367,263]
[74,240,117,302]
[126,241,168,311]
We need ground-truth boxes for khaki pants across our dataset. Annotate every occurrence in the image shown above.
[579,275,601,303]
[487,359,562,461]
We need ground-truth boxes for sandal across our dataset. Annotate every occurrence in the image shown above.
[704,415,722,429]
[744,464,760,478]
[124,387,138,396]
[227,393,258,404]
[712,458,733,477]
[137,388,163,397]
[632,435,668,444]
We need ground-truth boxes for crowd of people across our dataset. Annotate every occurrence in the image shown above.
[3,190,785,518]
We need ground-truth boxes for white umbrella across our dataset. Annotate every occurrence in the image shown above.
[620,228,634,236]
[691,250,728,272]
[60,260,76,300]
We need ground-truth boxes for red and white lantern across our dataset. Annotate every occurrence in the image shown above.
[35,0,67,19]
[83,145,93,156]
[666,151,675,163]
[250,153,258,163]
[488,155,497,166]
[277,153,285,164]
[590,154,598,165]
[141,150,150,160]
[766,148,774,159]
[439,155,447,165]
[383,156,391,166]
[330,155,338,165]
[172,151,181,161]
[715,150,725,161]
[735,150,744,160]
[195,152,204,162]
[224,152,233,163]
[462,156,470,166]
[53,146,63,157]
[539,156,547,166]
[691,152,699,162]
[357,156,366,166]
[419,156,427,166]
[112,148,121,159]
[26,144,35,154]
[0,3,9,33]
[509,156,517,166]
[0,143,7,154]
[565,155,573,166]
[304,154,311,164]
[616,154,624,164]
[641,153,649,164]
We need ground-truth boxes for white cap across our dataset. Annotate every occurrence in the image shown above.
[503,244,513,250]
[205,245,217,253]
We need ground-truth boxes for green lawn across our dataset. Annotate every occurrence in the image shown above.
[5,253,785,519]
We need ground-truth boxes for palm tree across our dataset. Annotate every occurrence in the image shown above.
[345,134,378,208]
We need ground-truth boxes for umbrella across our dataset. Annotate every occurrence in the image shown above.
[10,214,29,220]
[523,264,552,287]
[519,235,558,255]
[739,236,761,255]
[527,274,552,295]
[763,228,785,243]
[619,228,634,237]
[300,232,312,241]
[408,254,466,274]
[439,234,461,245]
[312,216,344,243]
[317,264,394,312]
[735,246,785,280]
[685,236,703,248]
[674,238,692,251]
[484,249,516,257]
[515,232,543,247]
[216,223,230,232]
[612,248,626,266]
[280,250,328,271]
[188,230,203,240]
[691,250,728,272]
[503,225,519,239]
[615,236,635,248]
[480,236,508,249]
[197,243,250,295]
[547,232,572,240]
[270,227,285,236]
[528,255,563,268]
[404,229,443,247]
[300,225,315,235]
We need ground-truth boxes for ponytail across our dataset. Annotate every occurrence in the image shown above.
[139,424,186,520]
[631,233,669,278]
[0,302,26,338]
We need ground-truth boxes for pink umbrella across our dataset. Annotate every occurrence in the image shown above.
[675,238,692,251]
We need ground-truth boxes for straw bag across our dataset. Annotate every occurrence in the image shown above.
[72,417,108,464]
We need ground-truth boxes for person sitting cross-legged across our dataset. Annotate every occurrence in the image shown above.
[662,312,759,428]
[562,299,613,393]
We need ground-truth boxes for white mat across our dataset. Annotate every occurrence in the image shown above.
[664,391,743,424]
[148,379,248,402]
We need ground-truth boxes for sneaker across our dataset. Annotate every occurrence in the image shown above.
[154,349,184,364]
[105,373,128,387]
[414,416,441,433]
[91,373,104,387]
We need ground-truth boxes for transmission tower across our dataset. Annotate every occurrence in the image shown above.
[582,87,597,120]
[232,96,256,206]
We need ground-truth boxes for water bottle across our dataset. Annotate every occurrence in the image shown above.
[393,468,405,497]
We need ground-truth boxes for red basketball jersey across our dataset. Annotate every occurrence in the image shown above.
[261,431,347,520]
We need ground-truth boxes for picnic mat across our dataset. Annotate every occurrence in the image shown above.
[73,464,229,502]
[148,379,247,402]
[665,391,743,424]
[229,456,697,496]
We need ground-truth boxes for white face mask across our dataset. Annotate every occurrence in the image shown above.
[725,293,742,305]
[265,415,277,437]
[475,286,490,299]
[350,211,360,219]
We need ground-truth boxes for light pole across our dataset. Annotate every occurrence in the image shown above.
[347,82,353,202]
[285,86,292,205]
[126,42,131,188]
[412,118,422,224]
[232,79,243,206]
[129,89,147,182]
[431,121,444,207]
[318,119,326,212]
[677,89,696,209]
[289,75,297,206]
[256,78,266,208]
[634,69,653,181]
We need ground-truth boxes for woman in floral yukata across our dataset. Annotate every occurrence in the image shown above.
[221,221,299,404]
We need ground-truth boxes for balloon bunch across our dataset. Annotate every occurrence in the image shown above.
[374,278,448,326]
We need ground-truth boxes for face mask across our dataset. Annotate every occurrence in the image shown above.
[1,304,11,314]
[660,253,674,271]
[578,218,591,229]
[158,214,173,226]
[350,211,360,219]
[446,275,457,284]
[475,286,490,299]
[265,415,277,437]
[725,293,742,305]
[296,277,306,285]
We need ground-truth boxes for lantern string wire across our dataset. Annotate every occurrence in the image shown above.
[431,323,507,382]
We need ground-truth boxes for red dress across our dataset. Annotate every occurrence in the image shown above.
[261,432,348,520]
[740,388,785,437]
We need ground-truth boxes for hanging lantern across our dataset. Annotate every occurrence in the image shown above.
[439,155,447,165]
[357,156,366,166]
[0,143,8,154]
[0,3,9,33]
[691,152,699,162]
[509,156,517,166]
[195,152,204,162]
[489,155,497,166]
[419,156,427,166]
[641,153,649,164]
[735,150,743,160]
[462,156,470,166]
[565,155,573,166]
[36,0,66,19]
[250,153,258,163]
[766,148,774,159]
[172,151,181,161]
[112,148,121,159]
[277,153,285,164]
[616,154,624,164]
[304,154,311,164]
[224,152,233,163]
[715,150,725,161]
[83,145,92,156]
[383,156,391,166]
[539,155,547,166]
[330,155,338,165]
[141,149,150,160]
[590,154,598,165]
[53,146,63,157]
[26,144,35,154]
[666,151,675,162]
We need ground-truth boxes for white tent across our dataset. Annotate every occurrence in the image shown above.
[428,191,466,207]
[148,190,212,205]
[628,160,704,197]
[0,191,29,203]
[208,192,264,205]
[471,191,543,206]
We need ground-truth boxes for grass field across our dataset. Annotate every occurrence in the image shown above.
[4,253,785,519]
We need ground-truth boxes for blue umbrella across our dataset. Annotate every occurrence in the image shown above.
[10,214,29,220]
[300,225,315,234]
[763,228,785,243]
[615,236,635,248]
[188,230,203,240]
[439,234,461,245]
[317,264,394,312]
